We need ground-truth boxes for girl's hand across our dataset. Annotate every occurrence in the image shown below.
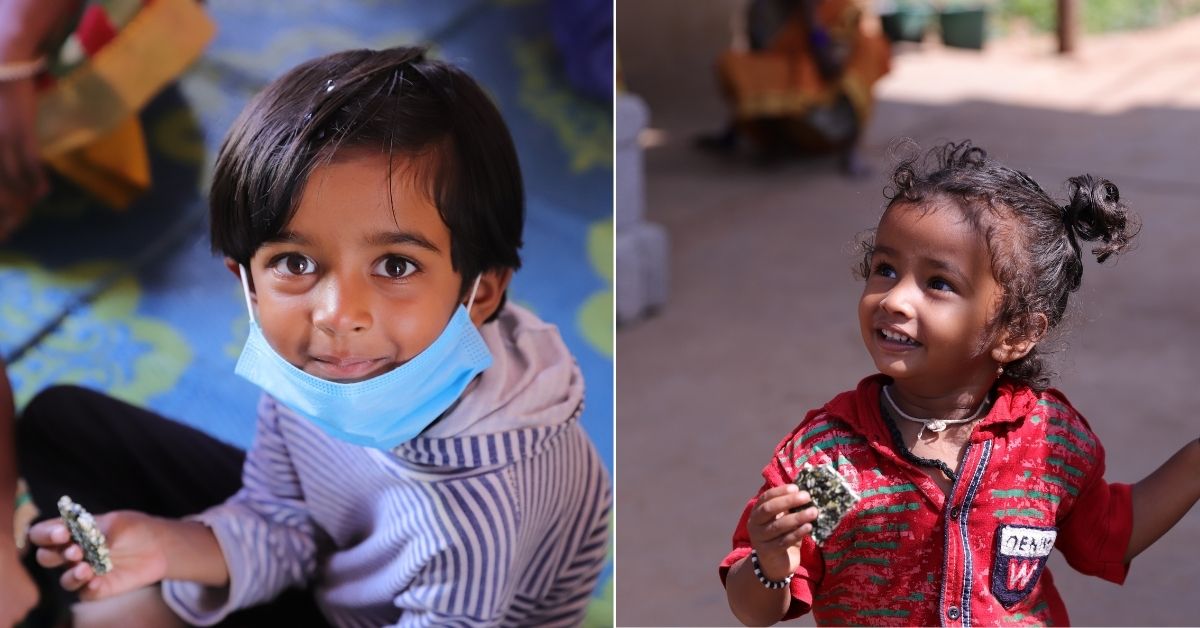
[746,483,819,582]
[29,510,169,601]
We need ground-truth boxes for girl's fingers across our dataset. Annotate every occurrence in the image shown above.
[750,488,812,525]
[37,542,85,573]
[757,484,798,503]
[77,578,105,602]
[775,523,815,548]
[28,520,71,547]
[36,547,68,568]
[35,542,82,569]
[60,561,95,592]
[757,508,819,543]
[793,505,820,524]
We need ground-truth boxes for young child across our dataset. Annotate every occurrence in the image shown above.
[719,141,1200,626]
[24,46,610,626]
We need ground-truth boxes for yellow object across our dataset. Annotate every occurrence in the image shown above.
[46,115,149,209]
[36,0,215,209]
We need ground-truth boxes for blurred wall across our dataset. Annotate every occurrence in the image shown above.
[617,0,742,126]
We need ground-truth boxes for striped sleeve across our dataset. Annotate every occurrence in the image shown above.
[510,429,610,628]
[394,422,610,627]
[391,467,523,627]
[161,397,321,625]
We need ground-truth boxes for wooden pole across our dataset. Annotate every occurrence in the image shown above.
[1058,0,1078,54]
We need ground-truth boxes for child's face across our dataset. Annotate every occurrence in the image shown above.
[245,154,464,383]
[858,202,1005,395]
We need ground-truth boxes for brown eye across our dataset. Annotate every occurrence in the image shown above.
[375,256,417,279]
[287,255,313,275]
[271,254,317,276]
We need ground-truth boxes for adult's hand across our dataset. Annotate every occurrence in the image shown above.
[0,75,47,239]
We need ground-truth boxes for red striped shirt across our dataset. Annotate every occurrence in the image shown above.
[720,375,1132,626]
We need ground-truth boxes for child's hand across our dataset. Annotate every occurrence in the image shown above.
[29,510,168,600]
[747,484,819,582]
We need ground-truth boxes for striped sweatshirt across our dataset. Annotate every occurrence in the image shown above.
[162,305,610,627]
[720,375,1132,626]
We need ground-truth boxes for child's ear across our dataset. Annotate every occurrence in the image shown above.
[224,257,256,299]
[223,257,242,279]
[466,268,514,326]
[990,313,1049,364]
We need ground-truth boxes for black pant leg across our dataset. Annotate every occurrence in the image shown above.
[16,385,245,519]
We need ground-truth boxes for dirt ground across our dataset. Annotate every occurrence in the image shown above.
[615,11,1200,627]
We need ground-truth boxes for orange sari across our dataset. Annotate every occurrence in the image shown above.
[717,0,890,149]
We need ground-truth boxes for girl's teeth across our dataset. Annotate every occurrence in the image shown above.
[882,329,915,345]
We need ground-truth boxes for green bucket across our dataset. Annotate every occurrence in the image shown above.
[939,8,987,50]
[881,8,931,43]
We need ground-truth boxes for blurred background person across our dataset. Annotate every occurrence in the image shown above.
[698,0,890,175]
[0,0,213,240]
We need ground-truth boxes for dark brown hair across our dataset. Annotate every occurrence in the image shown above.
[858,141,1140,390]
[209,46,523,315]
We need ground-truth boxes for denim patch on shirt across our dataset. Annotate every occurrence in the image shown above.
[991,524,1057,608]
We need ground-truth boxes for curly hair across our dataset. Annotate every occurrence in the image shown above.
[857,141,1140,390]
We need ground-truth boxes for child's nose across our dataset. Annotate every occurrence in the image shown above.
[312,276,373,334]
[879,280,917,318]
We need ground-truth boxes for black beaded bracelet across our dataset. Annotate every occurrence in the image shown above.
[750,549,793,590]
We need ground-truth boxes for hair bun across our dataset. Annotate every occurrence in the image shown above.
[1062,174,1140,263]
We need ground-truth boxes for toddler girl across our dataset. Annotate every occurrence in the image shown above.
[720,141,1200,626]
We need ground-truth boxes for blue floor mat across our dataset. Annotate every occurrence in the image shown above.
[0,87,205,360]
[3,0,612,617]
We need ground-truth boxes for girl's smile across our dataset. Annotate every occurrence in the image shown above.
[307,355,394,381]
[876,326,921,350]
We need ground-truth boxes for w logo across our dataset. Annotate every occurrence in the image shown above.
[992,525,1055,608]
[1006,559,1039,590]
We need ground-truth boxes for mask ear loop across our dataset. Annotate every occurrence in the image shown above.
[238,265,258,326]
[465,275,482,313]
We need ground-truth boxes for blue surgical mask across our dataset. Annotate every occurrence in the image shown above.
[233,267,493,449]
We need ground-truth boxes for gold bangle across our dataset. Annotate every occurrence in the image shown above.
[0,57,47,82]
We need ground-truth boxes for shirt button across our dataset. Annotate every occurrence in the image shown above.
[947,606,961,620]
[949,505,961,519]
